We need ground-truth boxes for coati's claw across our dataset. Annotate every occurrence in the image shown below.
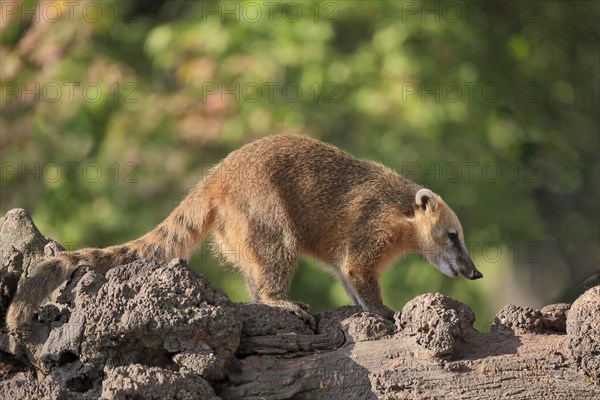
[291,300,311,312]
[371,306,395,321]
[265,300,317,331]
[297,311,317,331]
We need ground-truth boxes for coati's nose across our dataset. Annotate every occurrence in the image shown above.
[468,270,483,280]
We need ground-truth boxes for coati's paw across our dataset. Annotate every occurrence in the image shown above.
[290,300,311,312]
[367,305,395,321]
[264,300,316,331]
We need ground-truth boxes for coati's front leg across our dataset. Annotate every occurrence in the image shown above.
[241,271,259,302]
[339,221,398,319]
[333,269,361,306]
[342,264,395,320]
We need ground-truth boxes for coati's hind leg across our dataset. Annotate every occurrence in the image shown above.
[247,231,316,328]
[241,265,309,312]
[251,256,316,330]
[211,229,260,303]
[240,255,315,328]
[213,219,315,329]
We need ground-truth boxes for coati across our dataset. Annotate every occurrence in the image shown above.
[6,135,482,330]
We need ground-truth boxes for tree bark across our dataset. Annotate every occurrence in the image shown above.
[0,208,598,400]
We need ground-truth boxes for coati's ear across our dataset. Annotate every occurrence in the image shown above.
[415,188,438,211]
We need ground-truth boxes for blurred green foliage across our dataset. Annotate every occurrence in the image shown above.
[1,0,598,328]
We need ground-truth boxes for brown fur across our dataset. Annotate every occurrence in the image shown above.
[6,135,481,330]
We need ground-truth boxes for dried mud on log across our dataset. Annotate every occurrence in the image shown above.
[0,208,598,399]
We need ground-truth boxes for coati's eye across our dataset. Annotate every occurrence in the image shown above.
[448,231,458,241]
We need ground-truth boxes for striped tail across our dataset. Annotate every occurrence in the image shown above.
[6,182,214,330]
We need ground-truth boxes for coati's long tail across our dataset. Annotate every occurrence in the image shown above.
[6,182,214,330]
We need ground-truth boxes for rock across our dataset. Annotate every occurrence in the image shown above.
[317,306,394,343]
[2,209,599,398]
[173,348,224,381]
[400,293,476,357]
[0,351,27,380]
[566,286,600,381]
[339,312,394,343]
[101,364,219,400]
[8,254,242,397]
[316,305,364,335]
[65,258,241,391]
[0,372,66,400]
[492,304,544,334]
[0,209,63,321]
[238,302,314,337]
[541,303,570,332]
[39,320,84,368]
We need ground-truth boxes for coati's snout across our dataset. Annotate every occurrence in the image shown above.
[413,188,483,281]
[456,253,483,280]
[469,270,484,280]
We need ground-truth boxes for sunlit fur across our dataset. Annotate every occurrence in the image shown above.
[412,189,480,279]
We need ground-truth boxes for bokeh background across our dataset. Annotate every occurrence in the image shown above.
[1,0,598,329]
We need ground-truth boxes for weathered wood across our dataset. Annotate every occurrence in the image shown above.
[237,330,345,356]
[1,209,598,400]
[222,331,597,400]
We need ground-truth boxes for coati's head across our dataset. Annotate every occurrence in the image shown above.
[412,188,483,280]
